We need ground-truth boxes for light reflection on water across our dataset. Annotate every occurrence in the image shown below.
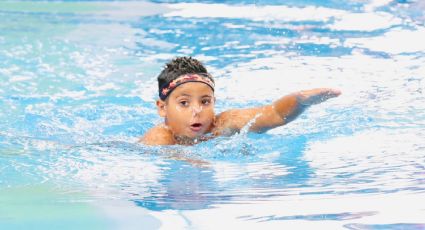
[1,0,425,229]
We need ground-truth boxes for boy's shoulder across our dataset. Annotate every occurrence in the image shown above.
[213,106,278,135]
[140,124,175,146]
[212,109,248,136]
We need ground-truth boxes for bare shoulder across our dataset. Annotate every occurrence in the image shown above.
[213,108,261,135]
[213,104,282,135]
[139,124,175,146]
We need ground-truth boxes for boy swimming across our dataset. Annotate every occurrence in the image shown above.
[141,56,340,145]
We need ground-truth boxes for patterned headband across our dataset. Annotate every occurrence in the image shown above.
[159,73,215,100]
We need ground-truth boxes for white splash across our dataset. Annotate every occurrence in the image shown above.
[165,3,346,22]
[328,12,402,31]
[344,27,425,54]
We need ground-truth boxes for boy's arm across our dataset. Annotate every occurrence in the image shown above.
[213,88,341,135]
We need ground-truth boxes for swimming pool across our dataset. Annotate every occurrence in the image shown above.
[1,0,424,229]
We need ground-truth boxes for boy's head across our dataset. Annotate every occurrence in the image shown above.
[156,57,216,139]
[157,56,214,100]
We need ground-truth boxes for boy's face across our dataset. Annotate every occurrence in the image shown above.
[157,82,215,139]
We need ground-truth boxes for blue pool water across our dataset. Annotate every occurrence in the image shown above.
[1,0,425,229]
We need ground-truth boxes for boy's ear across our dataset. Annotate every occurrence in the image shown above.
[156,99,167,117]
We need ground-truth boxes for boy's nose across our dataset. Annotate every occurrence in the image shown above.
[191,105,202,116]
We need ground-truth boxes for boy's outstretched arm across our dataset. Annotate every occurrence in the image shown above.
[213,88,341,135]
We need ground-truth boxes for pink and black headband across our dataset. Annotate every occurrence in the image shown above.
[159,73,215,100]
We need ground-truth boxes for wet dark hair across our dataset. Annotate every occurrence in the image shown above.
[157,56,210,95]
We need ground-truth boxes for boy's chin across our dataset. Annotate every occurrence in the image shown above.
[175,130,205,139]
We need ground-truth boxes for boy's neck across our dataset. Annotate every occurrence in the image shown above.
[173,134,212,146]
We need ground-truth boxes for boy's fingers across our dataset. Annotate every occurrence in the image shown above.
[312,89,341,104]
[298,88,341,105]
[328,88,341,96]
[321,88,341,99]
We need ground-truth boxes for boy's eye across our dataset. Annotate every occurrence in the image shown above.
[202,99,211,105]
[179,101,189,107]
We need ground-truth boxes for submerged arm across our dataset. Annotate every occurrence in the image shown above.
[214,88,341,135]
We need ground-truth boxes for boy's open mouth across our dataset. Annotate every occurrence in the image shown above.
[190,123,203,132]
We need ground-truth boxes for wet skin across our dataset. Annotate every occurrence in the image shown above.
[141,82,341,145]
[157,82,215,139]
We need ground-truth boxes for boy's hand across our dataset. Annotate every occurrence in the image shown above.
[296,88,341,106]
